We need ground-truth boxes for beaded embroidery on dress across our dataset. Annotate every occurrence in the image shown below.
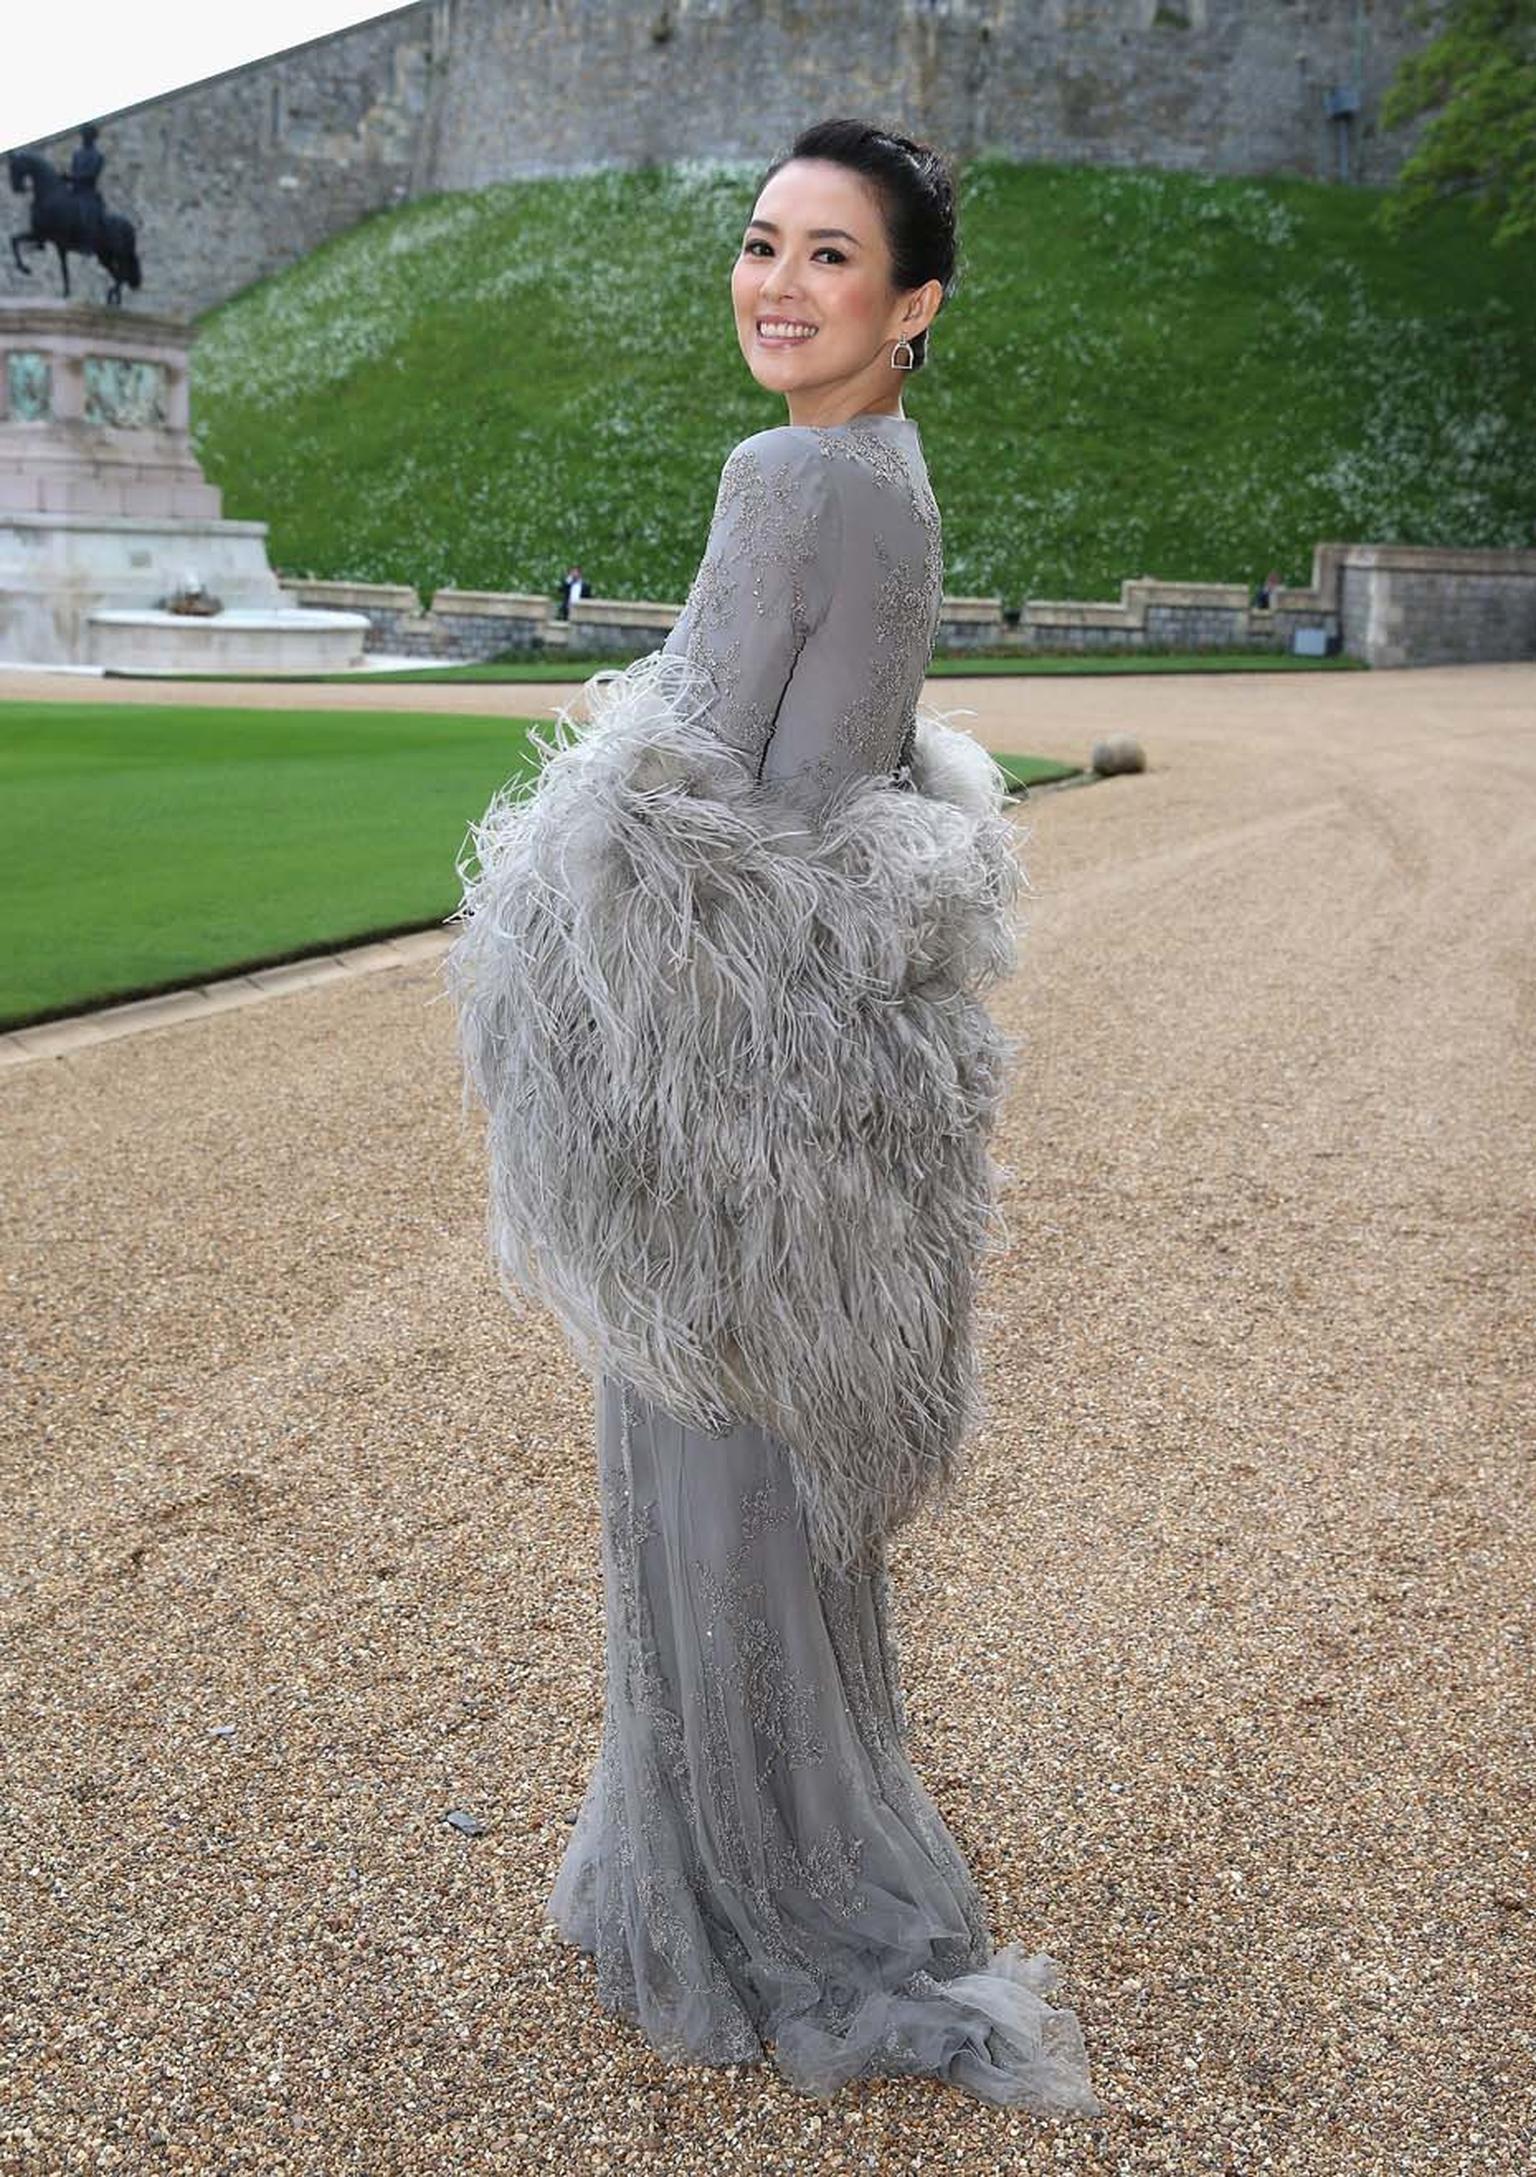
[448,412,1100,2110]
[547,1374,1101,2108]
[661,415,946,804]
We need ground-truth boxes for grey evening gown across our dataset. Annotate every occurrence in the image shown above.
[537,413,1101,2111]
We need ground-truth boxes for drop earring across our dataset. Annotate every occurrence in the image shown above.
[891,338,916,371]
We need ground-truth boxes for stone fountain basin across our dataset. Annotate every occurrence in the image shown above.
[87,606,372,674]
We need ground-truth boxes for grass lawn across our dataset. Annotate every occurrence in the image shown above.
[1,701,538,1027]
[0,702,1078,1027]
[105,646,1365,687]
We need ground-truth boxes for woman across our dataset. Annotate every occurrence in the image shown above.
[447,118,1099,2114]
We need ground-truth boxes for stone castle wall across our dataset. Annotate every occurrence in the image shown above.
[4,0,1442,319]
[6,8,442,319]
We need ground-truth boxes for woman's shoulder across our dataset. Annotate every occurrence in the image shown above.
[721,423,832,480]
[738,419,931,514]
[711,420,934,555]
[713,426,837,528]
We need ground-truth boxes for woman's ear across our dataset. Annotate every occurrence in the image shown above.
[897,276,944,343]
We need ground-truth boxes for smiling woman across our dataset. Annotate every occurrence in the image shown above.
[447,116,1100,2116]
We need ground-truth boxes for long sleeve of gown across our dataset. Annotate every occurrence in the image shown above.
[660,430,842,782]
[446,416,1024,1578]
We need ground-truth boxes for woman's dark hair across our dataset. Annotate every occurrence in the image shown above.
[754,118,959,373]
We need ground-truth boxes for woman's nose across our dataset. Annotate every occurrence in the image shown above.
[760,255,805,293]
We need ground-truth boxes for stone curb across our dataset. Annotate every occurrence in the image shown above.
[1,929,453,1071]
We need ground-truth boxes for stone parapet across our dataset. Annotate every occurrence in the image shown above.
[267,551,1536,671]
[937,597,1006,649]
[429,588,554,657]
[1018,574,1335,654]
[430,588,553,619]
[565,597,680,656]
[274,578,421,615]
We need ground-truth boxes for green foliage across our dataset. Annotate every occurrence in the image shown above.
[1377,0,1536,251]
[190,156,1536,608]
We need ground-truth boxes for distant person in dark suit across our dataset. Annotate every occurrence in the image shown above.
[1254,567,1284,610]
[558,564,590,621]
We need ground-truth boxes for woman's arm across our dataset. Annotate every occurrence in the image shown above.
[665,429,841,778]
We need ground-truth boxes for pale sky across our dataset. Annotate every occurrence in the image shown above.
[2,2,414,154]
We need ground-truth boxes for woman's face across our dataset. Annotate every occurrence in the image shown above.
[731,158,938,420]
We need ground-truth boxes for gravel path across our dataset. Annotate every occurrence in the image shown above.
[3,663,1532,2174]
[0,667,596,718]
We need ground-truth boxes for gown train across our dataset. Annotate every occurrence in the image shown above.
[546,1373,1101,2112]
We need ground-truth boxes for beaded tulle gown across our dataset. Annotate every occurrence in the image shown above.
[548,1370,1099,2106]
[451,410,1098,2109]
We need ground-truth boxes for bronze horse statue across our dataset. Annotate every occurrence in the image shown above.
[9,150,141,304]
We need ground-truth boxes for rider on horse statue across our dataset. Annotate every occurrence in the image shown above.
[67,126,106,252]
[8,121,141,304]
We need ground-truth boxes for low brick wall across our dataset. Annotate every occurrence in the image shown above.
[564,597,680,656]
[1017,575,1337,654]
[279,544,1536,669]
[279,579,554,657]
[277,580,681,660]
[937,597,1007,650]
[426,589,552,659]
[276,579,426,654]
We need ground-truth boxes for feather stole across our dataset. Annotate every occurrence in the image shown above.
[444,648,1025,1575]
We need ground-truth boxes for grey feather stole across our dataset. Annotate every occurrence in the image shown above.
[445,649,1026,1576]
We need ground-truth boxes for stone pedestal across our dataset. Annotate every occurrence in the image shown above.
[0,298,366,667]
[1,298,218,519]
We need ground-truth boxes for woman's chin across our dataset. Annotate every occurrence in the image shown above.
[744,352,822,396]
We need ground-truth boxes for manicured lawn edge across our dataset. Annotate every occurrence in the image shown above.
[99,648,1365,688]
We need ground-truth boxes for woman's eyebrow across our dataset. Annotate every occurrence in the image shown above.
[744,217,862,246]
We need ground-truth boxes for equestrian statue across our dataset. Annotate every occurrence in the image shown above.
[9,125,142,304]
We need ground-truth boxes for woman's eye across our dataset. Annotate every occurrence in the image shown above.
[742,241,845,263]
